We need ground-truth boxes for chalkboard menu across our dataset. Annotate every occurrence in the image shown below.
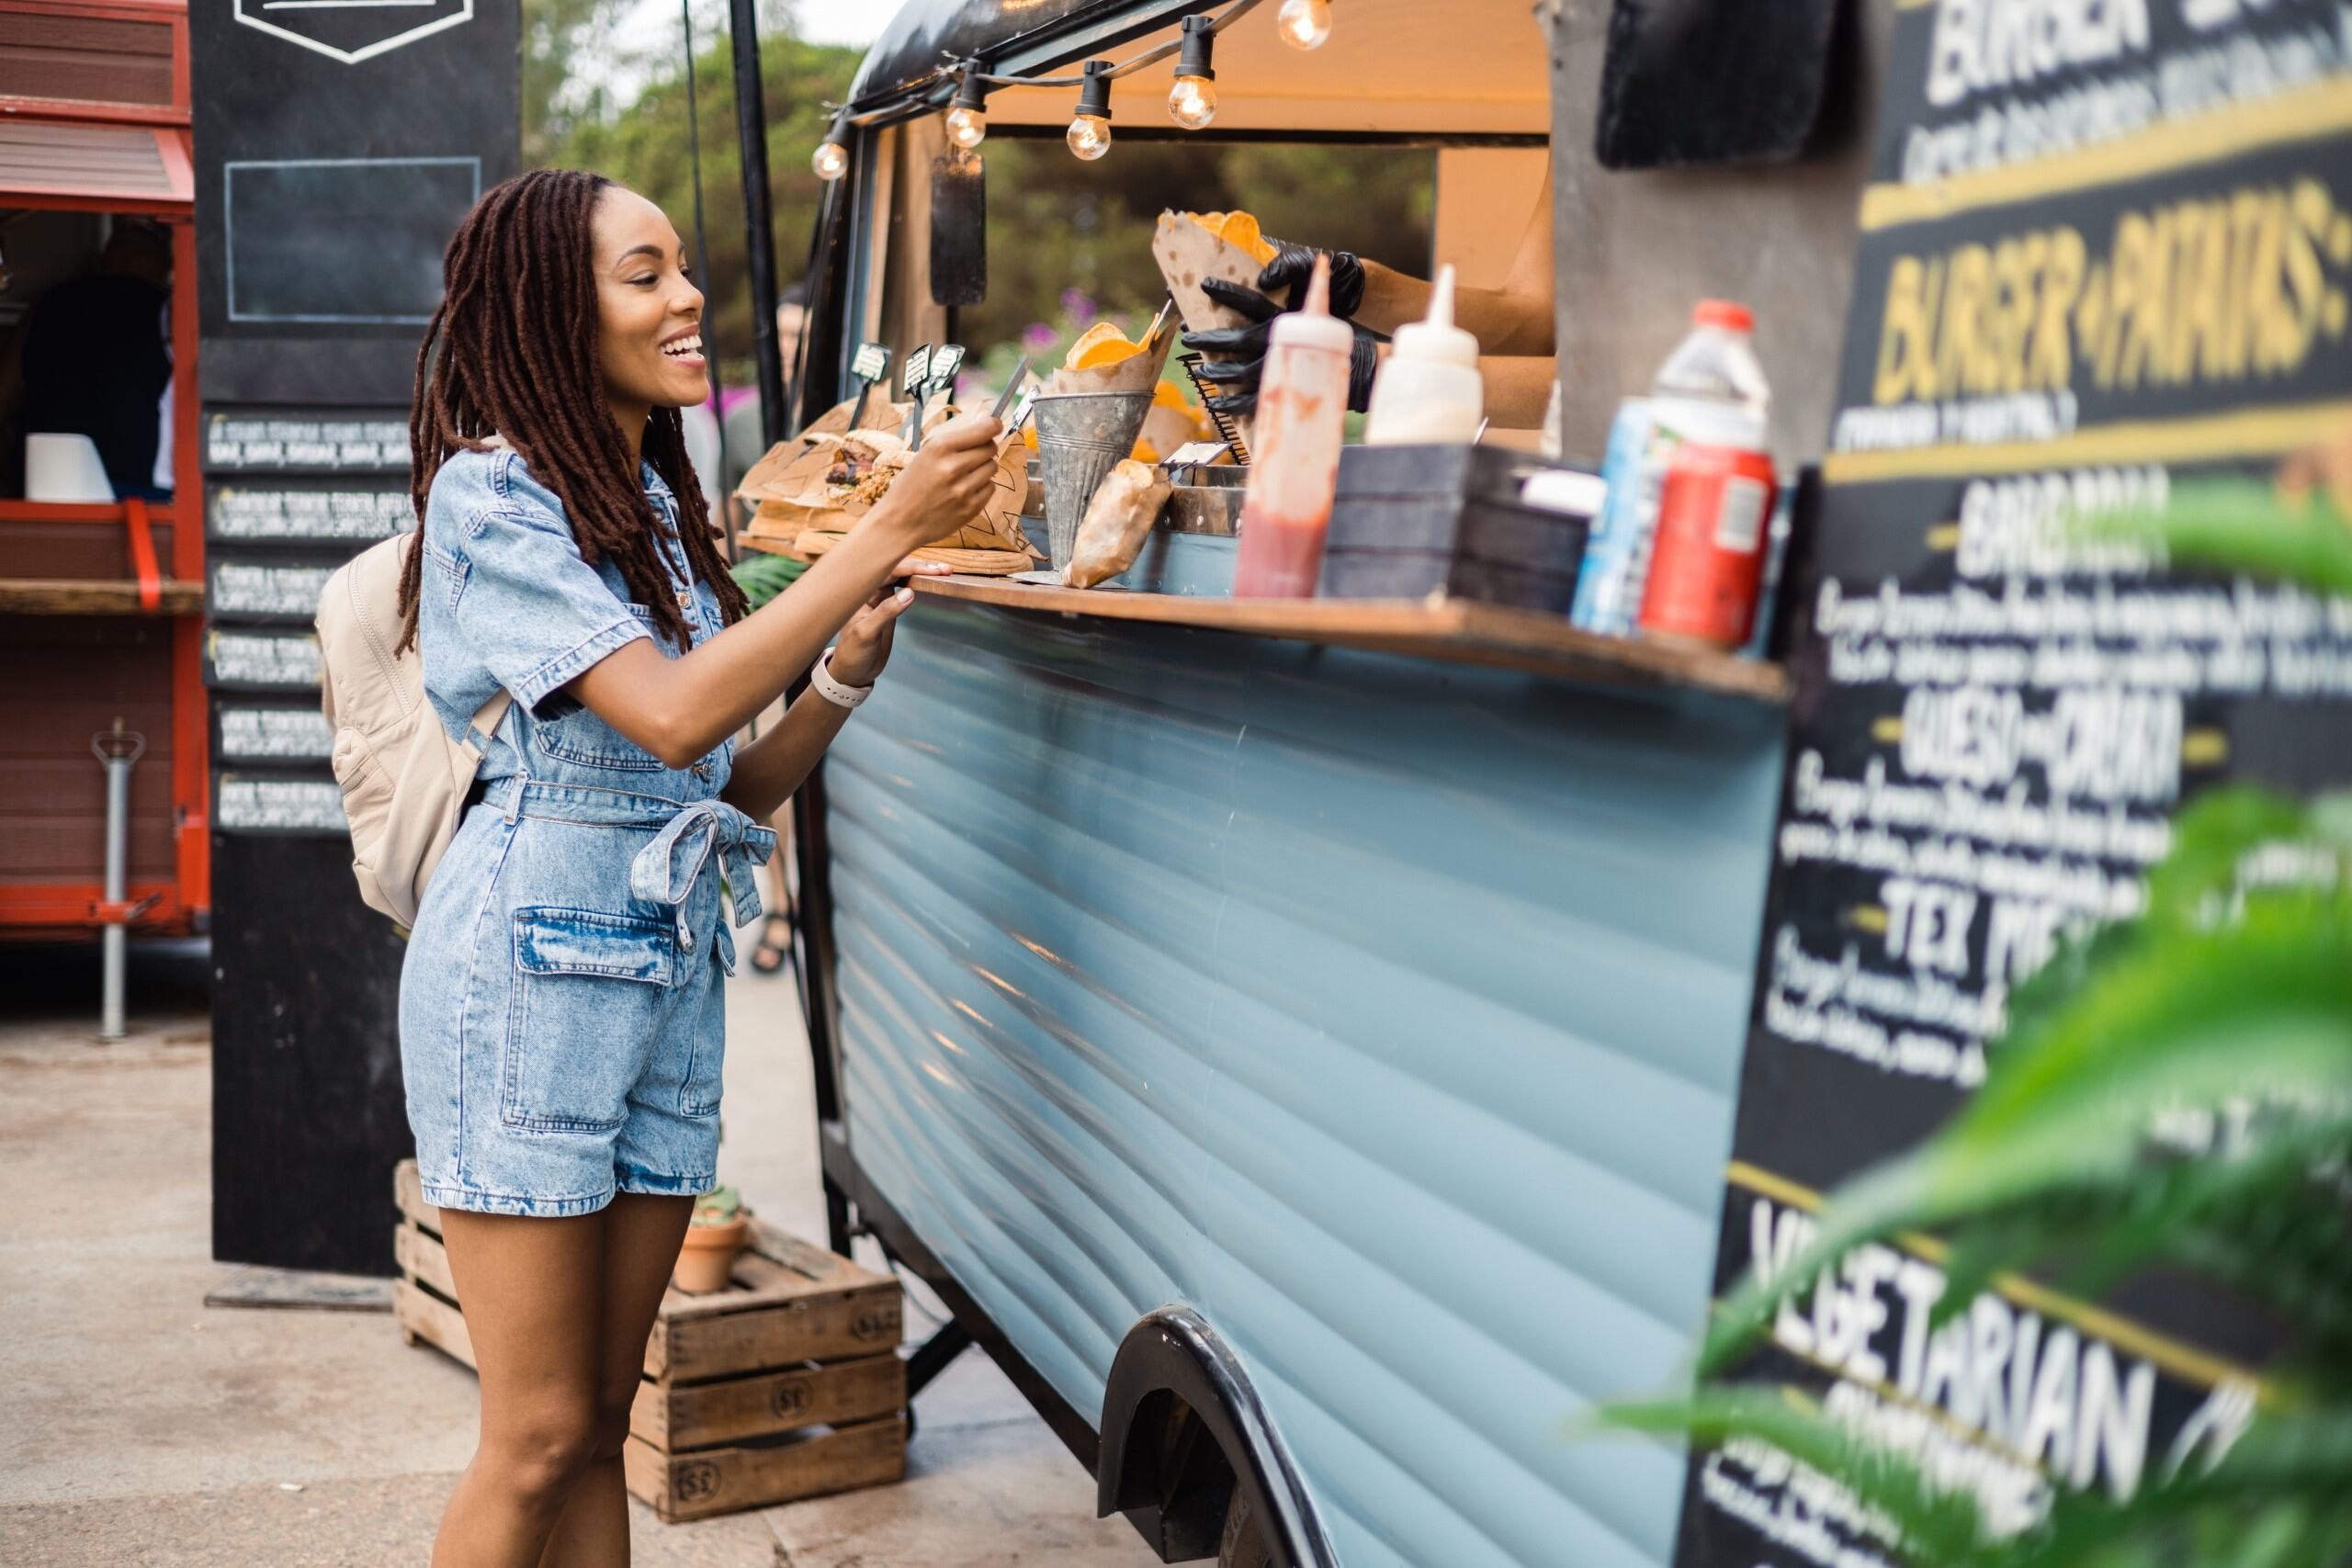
[1678,4,2352,1564]
[192,4,515,1277]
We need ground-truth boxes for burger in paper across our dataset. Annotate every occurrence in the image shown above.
[741,412,1035,574]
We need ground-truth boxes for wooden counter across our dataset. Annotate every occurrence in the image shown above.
[0,577,204,615]
[878,569,1791,705]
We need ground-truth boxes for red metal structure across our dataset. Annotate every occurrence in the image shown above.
[0,0,205,939]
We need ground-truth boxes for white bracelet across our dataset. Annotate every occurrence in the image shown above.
[810,650,873,710]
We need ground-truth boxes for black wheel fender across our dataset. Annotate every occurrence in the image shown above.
[1096,1306,1338,1568]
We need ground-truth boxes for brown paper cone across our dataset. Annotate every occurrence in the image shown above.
[1045,323,1179,400]
[1152,211,1272,338]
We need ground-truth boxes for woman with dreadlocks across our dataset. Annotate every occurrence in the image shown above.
[396,169,1000,1565]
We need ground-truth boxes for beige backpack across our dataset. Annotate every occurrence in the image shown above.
[316,532,510,926]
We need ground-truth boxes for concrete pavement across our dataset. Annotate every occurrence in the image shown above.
[0,939,1155,1567]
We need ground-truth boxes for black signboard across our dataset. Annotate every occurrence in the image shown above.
[194,1,515,1277]
[1678,4,2352,1564]
[192,1,517,404]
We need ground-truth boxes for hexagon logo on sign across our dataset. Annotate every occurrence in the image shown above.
[233,0,473,66]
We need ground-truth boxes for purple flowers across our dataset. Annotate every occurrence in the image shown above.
[1022,321,1057,350]
[1060,287,1097,325]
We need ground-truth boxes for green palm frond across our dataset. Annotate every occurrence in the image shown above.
[2104,479,2352,598]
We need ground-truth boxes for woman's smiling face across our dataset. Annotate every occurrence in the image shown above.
[592,186,708,415]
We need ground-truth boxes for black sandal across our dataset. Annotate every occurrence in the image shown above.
[749,913,793,976]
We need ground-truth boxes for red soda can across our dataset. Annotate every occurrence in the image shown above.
[1637,440,1777,649]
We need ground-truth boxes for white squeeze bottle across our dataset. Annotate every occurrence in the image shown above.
[1363,263,1482,446]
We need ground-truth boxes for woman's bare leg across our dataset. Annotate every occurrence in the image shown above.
[536,1192,694,1568]
[430,1208,605,1567]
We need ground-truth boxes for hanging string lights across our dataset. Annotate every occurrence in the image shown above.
[816,0,1316,172]
[1065,59,1114,161]
[944,62,989,150]
[1277,0,1333,50]
[1166,15,1218,130]
[811,107,851,181]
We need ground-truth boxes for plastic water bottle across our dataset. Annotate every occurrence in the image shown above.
[1573,300,1772,637]
[1637,301,1778,649]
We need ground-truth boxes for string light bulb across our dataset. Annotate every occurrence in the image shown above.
[1167,15,1218,130]
[1067,60,1114,162]
[1277,0,1333,50]
[812,108,851,181]
[945,63,989,150]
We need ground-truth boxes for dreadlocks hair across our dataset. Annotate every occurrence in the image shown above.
[398,168,748,654]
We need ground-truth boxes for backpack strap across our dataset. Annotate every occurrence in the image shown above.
[469,689,514,752]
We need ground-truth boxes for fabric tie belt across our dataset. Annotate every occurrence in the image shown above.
[629,798,777,965]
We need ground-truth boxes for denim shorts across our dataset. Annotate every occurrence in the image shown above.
[399,779,772,1216]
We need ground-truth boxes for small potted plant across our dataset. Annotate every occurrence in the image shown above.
[674,1185,751,1293]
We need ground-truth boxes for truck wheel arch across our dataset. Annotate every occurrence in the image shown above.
[1097,1306,1337,1568]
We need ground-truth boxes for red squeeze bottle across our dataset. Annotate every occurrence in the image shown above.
[1233,256,1354,598]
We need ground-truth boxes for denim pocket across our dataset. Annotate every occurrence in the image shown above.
[503,906,675,1133]
[526,605,666,773]
[679,1024,725,1118]
[530,704,665,773]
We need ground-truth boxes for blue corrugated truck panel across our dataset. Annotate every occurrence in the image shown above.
[824,597,1787,1567]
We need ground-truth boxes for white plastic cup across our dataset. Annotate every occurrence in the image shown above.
[27,433,116,503]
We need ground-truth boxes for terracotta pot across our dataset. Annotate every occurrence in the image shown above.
[673,1213,750,1293]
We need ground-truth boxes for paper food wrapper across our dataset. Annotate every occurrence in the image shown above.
[1152,210,1273,340]
[736,390,915,517]
[741,420,1032,558]
[1061,458,1170,590]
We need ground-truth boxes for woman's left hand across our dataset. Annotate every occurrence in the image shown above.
[829,582,919,687]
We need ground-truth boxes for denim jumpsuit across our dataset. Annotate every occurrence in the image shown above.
[398,446,773,1217]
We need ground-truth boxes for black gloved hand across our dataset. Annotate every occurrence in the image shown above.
[1257,241,1366,320]
[1187,276,1379,418]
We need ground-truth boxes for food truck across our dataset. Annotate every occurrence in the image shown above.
[755,0,2346,1564]
[0,0,205,964]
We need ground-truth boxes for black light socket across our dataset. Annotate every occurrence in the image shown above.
[1076,59,1114,120]
[1175,15,1216,81]
[951,61,989,114]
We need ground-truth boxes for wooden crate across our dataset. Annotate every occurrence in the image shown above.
[633,1349,903,1451]
[392,1161,906,1378]
[623,1416,907,1523]
[392,1159,909,1522]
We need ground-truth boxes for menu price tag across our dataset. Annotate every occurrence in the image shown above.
[205,413,409,473]
[205,629,322,692]
[218,705,335,763]
[208,560,339,621]
[214,773,348,836]
[208,483,412,545]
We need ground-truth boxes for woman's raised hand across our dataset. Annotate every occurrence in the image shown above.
[873,412,1003,551]
[830,582,918,686]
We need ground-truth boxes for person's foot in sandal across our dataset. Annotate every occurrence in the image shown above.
[749,913,793,976]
